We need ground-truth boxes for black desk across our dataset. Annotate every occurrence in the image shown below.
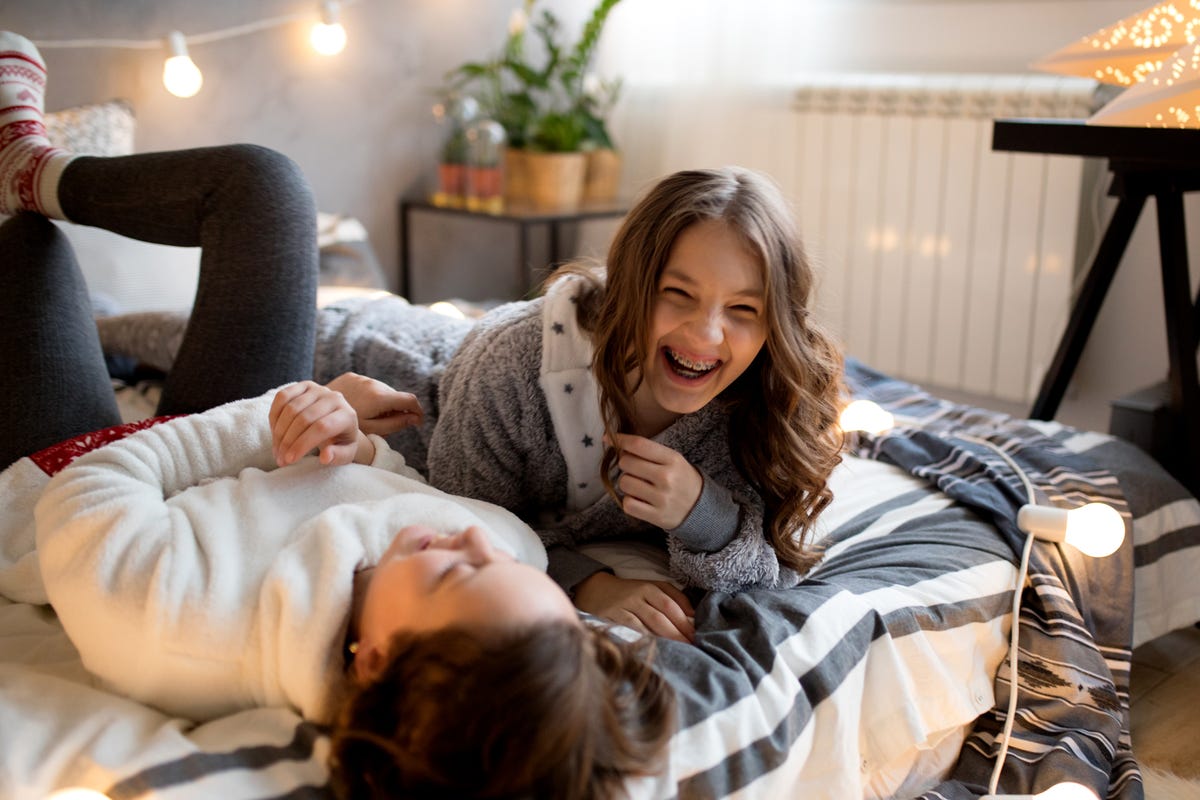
[398,198,628,301]
[992,118,1200,493]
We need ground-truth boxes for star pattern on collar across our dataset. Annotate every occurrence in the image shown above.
[552,321,565,334]
[582,434,594,447]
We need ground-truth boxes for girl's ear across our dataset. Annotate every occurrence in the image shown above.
[353,640,387,684]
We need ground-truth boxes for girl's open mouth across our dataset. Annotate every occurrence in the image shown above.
[663,347,720,380]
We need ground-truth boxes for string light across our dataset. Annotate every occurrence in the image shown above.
[33,0,363,98]
[981,781,1099,800]
[44,790,113,800]
[310,0,347,56]
[162,31,202,98]
[1017,502,1126,558]
[837,399,895,435]
[839,400,1125,799]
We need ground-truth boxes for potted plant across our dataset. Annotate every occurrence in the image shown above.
[447,0,624,209]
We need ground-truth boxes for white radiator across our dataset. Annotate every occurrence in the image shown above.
[786,74,1099,403]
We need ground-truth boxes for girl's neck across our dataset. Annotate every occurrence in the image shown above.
[630,380,680,438]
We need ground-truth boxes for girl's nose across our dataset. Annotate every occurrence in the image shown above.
[687,308,724,345]
[456,525,500,563]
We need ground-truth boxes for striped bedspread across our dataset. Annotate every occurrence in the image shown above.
[2,358,1198,799]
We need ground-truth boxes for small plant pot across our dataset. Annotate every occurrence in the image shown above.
[525,151,586,210]
[504,148,529,205]
[583,148,622,203]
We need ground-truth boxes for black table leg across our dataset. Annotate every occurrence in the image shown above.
[518,221,533,297]
[398,200,411,298]
[1154,188,1200,493]
[1029,192,1147,420]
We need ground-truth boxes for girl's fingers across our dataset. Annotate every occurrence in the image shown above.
[277,394,355,466]
[637,604,692,643]
[608,432,674,464]
[272,385,325,459]
[616,472,658,503]
[654,581,696,616]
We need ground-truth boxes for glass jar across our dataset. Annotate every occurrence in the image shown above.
[431,93,479,208]
[464,118,507,213]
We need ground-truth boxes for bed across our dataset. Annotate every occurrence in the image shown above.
[3,292,1199,800]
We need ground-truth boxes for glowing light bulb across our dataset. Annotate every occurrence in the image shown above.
[45,789,113,800]
[162,31,202,98]
[311,0,347,56]
[982,780,1100,799]
[428,301,467,319]
[838,400,895,434]
[1016,502,1125,557]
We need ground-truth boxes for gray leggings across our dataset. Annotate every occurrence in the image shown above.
[0,144,317,469]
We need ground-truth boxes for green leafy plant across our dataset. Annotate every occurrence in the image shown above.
[447,0,623,153]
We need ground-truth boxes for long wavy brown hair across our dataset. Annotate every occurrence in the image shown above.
[328,621,675,799]
[555,166,844,574]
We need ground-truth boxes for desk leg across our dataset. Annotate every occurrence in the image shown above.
[1029,193,1146,420]
[519,222,533,297]
[398,201,411,298]
[1155,189,1200,493]
[549,221,561,267]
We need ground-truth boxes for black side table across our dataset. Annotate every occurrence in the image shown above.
[992,118,1200,494]
[398,198,628,302]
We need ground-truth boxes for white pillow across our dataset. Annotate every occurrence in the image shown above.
[55,221,201,314]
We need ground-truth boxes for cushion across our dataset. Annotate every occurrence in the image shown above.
[45,99,135,156]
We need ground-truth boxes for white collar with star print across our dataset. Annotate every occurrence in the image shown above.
[539,274,607,511]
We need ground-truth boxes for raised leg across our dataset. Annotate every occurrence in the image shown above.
[59,145,318,415]
[0,213,120,469]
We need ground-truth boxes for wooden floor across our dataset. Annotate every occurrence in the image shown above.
[1131,625,1200,780]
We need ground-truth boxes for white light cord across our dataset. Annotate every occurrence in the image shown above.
[956,432,1037,507]
[32,0,362,50]
[955,432,1038,795]
[990,529,1035,795]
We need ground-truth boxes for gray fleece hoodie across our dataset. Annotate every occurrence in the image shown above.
[428,276,798,594]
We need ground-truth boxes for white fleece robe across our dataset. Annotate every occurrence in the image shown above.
[0,390,546,724]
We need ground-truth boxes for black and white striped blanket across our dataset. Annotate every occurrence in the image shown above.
[2,358,1198,799]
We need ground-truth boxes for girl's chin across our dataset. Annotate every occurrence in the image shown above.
[652,384,715,416]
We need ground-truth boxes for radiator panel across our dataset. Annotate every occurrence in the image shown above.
[792,74,1097,403]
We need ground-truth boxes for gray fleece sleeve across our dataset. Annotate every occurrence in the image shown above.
[658,405,801,593]
[668,471,740,552]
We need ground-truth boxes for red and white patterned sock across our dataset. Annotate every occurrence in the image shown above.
[0,31,74,219]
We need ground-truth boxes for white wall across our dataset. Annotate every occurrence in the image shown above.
[7,0,1197,430]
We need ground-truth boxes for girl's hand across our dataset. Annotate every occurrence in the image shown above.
[269,381,372,467]
[608,433,703,530]
[572,572,696,644]
[325,372,424,436]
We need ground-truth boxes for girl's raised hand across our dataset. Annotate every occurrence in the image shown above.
[269,381,371,467]
[325,372,424,436]
[608,433,703,530]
